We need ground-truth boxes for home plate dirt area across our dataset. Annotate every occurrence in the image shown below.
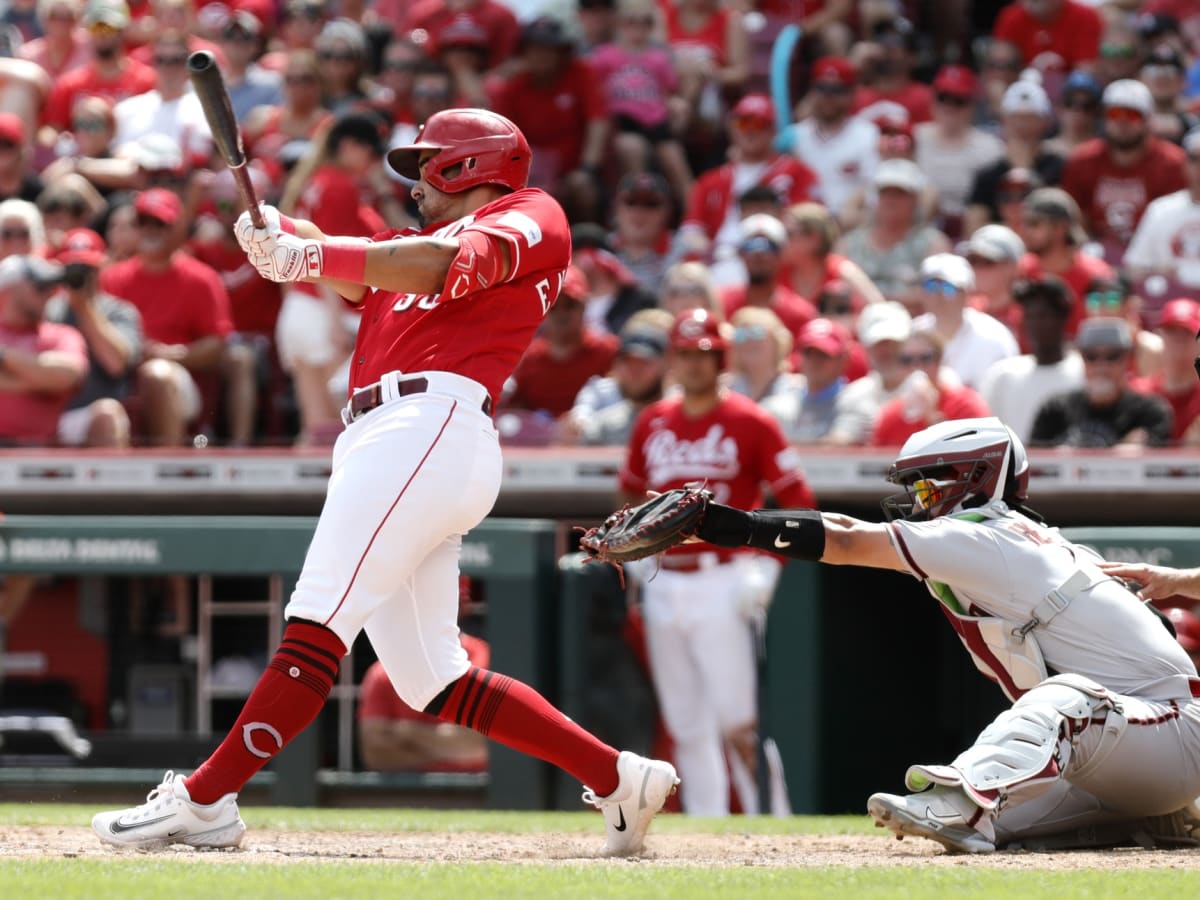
[5,827,1200,869]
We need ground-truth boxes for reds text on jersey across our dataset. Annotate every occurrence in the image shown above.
[350,188,570,404]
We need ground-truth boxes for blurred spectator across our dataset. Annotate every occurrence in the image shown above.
[853,18,933,126]
[992,0,1102,75]
[837,159,951,310]
[724,305,798,403]
[659,259,723,320]
[36,174,105,250]
[608,172,679,296]
[17,0,91,80]
[1141,44,1197,145]
[912,253,1018,389]
[571,226,657,336]
[868,326,989,447]
[1061,79,1187,266]
[409,0,519,74]
[39,95,118,192]
[590,0,692,204]
[492,16,608,224]
[577,0,617,53]
[44,227,140,447]
[1082,273,1163,379]
[100,195,137,260]
[1017,187,1112,337]
[371,36,425,132]
[0,198,46,259]
[964,224,1028,349]
[976,38,1024,132]
[761,316,849,442]
[778,57,879,223]
[1046,69,1102,157]
[100,188,232,446]
[1144,297,1200,445]
[1094,22,1144,89]
[258,0,326,72]
[965,79,1062,237]
[978,275,1083,444]
[1030,316,1173,448]
[127,0,224,69]
[113,30,213,165]
[719,213,814,345]
[0,254,87,445]
[216,8,283,124]
[1124,127,1200,295]
[662,0,749,135]
[244,48,334,187]
[778,202,885,308]
[990,166,1044,236]
[189,166,284,446]
[40,0,157,136]
[915,64,1005,239]
[315,18,378,113]
[813,278,868,380]
[840,111,936,231]
[501,265,618,426]
[428,14,494,110]
[826,300,912,444]
[276,111,388,446]
[2,0,42,43]
[570,311,671,446]
[679,93,818,280]
[0,114,42,204]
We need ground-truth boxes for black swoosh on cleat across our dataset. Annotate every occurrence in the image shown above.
[614,807,627,832]
[109,815,173,834]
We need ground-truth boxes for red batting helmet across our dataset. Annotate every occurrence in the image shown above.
[670,308,726,352]
[386,108,531,193]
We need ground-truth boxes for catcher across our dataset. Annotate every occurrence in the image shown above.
[583,416,1200,852]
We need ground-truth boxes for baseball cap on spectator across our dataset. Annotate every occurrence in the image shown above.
[1158,298,1200,335]
[920,253,974,293]
[56,228,107,267]
[222,8,263,38]
[83,0,130,28]
[998,166,1042,202]
[1001,80,1051,117]
[437,14,489,50]
[617,172,670,207]
[872,17,918,52]
[965,224,1025,264]
[873,158,925,193]
[0,254,64,289]
[738,213,786,253]
[521,15,573,49]
[233,0,274,30]
[932,65,977,99]
[798,318,849,357]
[1024,187,1088,245]
[1061,70,1102,105]
[857,301,912,347]
[1102,79,1153,116]
[811,56,855,90]
[134,188,183,225]
[0,113,23,146]
[732,93,774,123]
[1137,12,1181,42]
[559,264,589,303]
[1075,316,1133,351]
[618,327,668,359]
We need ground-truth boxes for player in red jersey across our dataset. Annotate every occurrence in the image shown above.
[91,108,678,857]
[619,307,815,816]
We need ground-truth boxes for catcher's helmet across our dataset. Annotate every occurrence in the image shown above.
[882,417,1029,522]
[669,307,726,352]
[386,109,531,193]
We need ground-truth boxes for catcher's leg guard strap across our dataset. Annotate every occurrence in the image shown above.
[699,505,826,560]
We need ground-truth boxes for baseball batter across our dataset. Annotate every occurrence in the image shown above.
[620,307,816,816]
[668,416,1200,850]
[91,109,678,856]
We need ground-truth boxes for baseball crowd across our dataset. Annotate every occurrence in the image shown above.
[0,0,1195,451]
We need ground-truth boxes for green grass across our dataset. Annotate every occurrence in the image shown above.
[3,805,1200,899]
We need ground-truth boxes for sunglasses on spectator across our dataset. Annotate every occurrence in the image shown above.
[620,194,665,209]
[1081,349,1125,363]
[936,93,971,107]
[997,190,1031,205]
[985,59,1021,71]
[665,283,706,295]
[136,216,169,228]
[620,15,654,26]
[921,278,959,296]
[819,296,854,315]
[87,22,120,35]
[154,54,189,67]
[813,82,851,95]
[1061,97,1098,112]
[384,59,420,72]
[1101,43,1137,59]
[1105,107,1145,124]
[1085,290,1123,311]
[733,325,769,343]
[899,351,938,366]
[967,255,1000,268]
[733,115,772,132]
[0,140,18,152]
[73,118,109,132]
[221,29,258,43]
[284,8,322,21]
[1142,64,1180,80]
[0,228,29,240]
[319,50,357,63]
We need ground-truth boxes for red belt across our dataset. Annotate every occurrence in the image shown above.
[660,551,737,572]
[348,377,492,422]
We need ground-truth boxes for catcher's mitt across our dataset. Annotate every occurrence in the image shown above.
[580,488,711,564]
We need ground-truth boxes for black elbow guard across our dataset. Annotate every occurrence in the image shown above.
[697,504,825,560]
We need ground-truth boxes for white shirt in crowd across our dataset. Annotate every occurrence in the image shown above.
[914,123,1006,218]
[914,307,1020,389]
[778,116,879,220]
[978,351,1085,444]
[114,89,212,162]
[1123,189,1200,289]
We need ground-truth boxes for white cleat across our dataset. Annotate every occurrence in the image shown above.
[92,770,246,851]
[867,787,996,854]
[582,750,679,857]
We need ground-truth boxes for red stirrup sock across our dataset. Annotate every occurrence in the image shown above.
[426,666,620,796]
[185,620,345,805]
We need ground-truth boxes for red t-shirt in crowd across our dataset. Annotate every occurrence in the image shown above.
[992,0,1102,72]
[1144,374,1200,443]
[620,390,818,560]
[683,156,818,241]
[505,329,619,417]
[1017,251,1113,338]
[0,322,88,443]
[491,58,607,184]
[350,188,571,406]
[292,163,387,301]
[720,285,817,344]
[854,82,935,125]
[188,237,284,337]
[101,253,233,346]
[357,633,490,773]
[1061,138,1188,264]
[409,0,519,70]
[663,3,731,68]
[42,60,158,131]
[869,384,991,447]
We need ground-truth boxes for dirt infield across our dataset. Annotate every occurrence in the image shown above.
[4,827,1200,869]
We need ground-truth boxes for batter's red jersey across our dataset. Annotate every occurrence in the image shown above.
[620,391,817,556]
[349,188,571,405]
[101,253,234,346]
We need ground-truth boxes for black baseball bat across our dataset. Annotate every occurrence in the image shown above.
[187,50,266,229]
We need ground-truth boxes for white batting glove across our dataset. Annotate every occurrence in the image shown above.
[249,232,324,283]
[235,204,285,256]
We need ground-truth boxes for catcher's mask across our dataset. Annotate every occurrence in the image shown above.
[882,417,1029,522]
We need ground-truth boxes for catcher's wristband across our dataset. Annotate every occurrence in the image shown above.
[699,505,826,560]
